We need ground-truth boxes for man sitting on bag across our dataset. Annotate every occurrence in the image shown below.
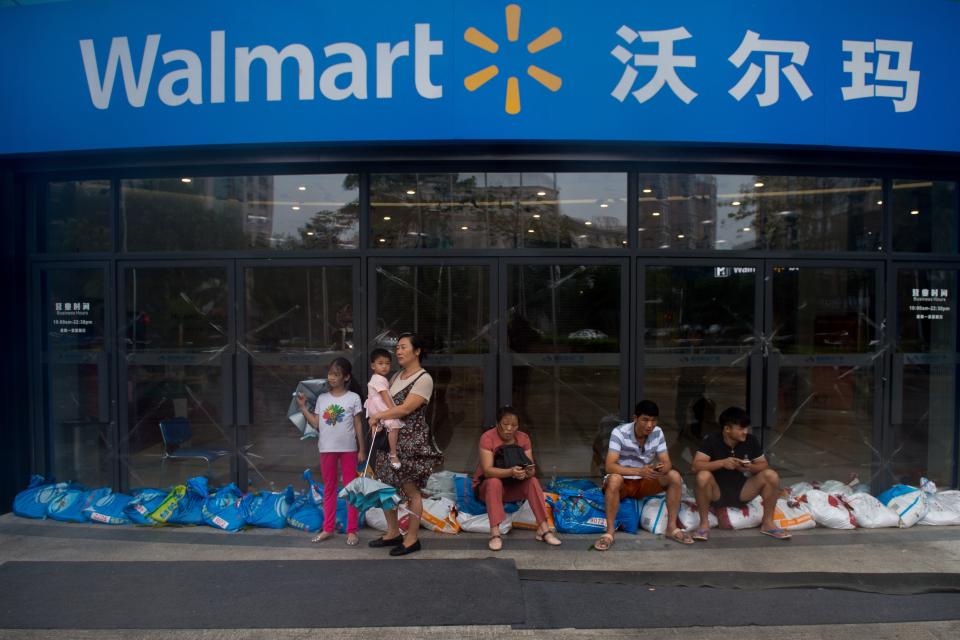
[594,400,692,550]
[691,406,790,541]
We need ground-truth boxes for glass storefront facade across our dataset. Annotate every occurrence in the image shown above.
[21,167,959,494]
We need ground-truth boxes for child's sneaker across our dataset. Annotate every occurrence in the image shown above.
[390,454,402,470]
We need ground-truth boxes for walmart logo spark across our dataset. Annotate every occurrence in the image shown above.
[463,4,562,115]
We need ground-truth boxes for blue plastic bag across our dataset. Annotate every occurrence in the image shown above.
[202,483,246,532]
[124,488,175,525]
[83,490,134,525]
[547,477,599,493]
[168,477,209,525]
[48,487,108,523]
[454,475,488,515]
[548,488,608,534]
[13,476,74,519]
[287,492,323,532]
[241,486,295,529]
[616,497,641,534]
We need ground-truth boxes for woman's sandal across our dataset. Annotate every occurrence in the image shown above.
[488,534,503,551]
[536,530,562,546]
[667,528,694,545]
[593,533,614,551]
[311,531,335,543]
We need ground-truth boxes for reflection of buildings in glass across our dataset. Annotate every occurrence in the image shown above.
[638,174,718,249]
[222,176,274,247]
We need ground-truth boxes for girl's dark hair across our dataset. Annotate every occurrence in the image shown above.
[329,357,364,398]
[496,405,519,423]
[398,332,428,362]
[370,348,392,363]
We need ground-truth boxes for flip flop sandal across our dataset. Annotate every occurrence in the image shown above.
[692,528,710,542]
[593,533,614,551]
[761,527,792,540]
[668,528,694,545]
[311,531,335,543]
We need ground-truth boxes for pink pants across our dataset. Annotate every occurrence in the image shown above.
[320,451,358,534]
[480,477,549,528]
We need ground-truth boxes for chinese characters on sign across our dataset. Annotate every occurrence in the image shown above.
[910,289,951,322]
[54,301,94,335]
[611,27,919,111]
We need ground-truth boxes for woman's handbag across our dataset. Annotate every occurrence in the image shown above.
[493,444,533,483]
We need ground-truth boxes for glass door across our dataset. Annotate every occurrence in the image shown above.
[640,261,763,474]
[369,259,496,474]
[890,266,958,488]
[500,259,629,478]
[237,259,360,489]
[118,261,235,490]
[33,263,113,488]
[764,263,884,486]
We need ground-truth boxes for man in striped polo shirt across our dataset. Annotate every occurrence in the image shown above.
[594,400,691,550]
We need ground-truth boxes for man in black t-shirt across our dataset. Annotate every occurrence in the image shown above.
[691,407,790,541]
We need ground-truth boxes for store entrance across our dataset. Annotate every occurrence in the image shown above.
[641,259,884,487]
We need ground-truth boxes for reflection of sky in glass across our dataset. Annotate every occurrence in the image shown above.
[715,175,757,249]
[269,175,357,239]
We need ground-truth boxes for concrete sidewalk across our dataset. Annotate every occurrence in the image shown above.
[1,513,959,638]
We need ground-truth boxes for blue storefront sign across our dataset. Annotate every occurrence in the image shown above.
[1,0,957,154]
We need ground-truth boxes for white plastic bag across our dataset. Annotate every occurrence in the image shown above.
[802,490,856,529]
[677,500,718,532]
[715,496,763,530]
[456,511,512,534]
[424,471,461,502]
[406,497,460,534]
[918,480,960,526]
[640,496,669,534]
[819,479,855,497]
[878,485,928,528]
[364,507,410,533]
[842,492,898,528]
[772,498,816,531]
[786,482,816,498]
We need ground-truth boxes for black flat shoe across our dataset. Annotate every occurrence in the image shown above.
[389,539,421,556]
[368,535,404,548]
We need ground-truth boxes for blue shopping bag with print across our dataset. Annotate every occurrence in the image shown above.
[287,492,323,532]
[48,487,108,523]
[547,477,599,494]
[548,488,608,534]
[168,476,209,525]
[202,483,246,532]
[83,490,134,525]
[14,476,77,519]
[241,486,295,529]
[124,488,170,525]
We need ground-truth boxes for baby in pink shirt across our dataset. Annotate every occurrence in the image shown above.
[364,349,404,469]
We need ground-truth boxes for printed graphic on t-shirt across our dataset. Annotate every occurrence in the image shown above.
[321,404,347,426]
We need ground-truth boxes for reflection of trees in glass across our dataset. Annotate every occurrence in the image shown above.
[46,181,112,252]
[509,265,619,353]
[127,268,228,350]
[376,266,488,353]
[731,176,881,251]
[245,267,353,351]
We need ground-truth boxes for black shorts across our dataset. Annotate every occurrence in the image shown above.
[711,474,748,508]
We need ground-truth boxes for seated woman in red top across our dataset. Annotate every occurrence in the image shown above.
[473,406,562,551]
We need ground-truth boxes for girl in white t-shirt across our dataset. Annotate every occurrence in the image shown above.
[296,356,366,545]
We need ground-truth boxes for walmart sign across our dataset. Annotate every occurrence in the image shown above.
[1,0,958,154]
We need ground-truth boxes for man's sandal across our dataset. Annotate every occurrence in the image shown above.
[760,527,792,540]
[488,534,503,551]
[692,528,710,542]
[593,533,614,551]
[667,528,694,545]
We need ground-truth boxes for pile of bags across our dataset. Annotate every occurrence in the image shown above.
[15,471,960,537]
[13,470,362,533]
